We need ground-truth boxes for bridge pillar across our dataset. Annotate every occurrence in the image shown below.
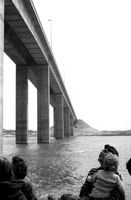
[0,0,4,154]
[64,108,70,137]
[53,107,56,138]
[70,114,74,136]
[54,94,64,139]
[16,65,28,144]
[37,65,50,143]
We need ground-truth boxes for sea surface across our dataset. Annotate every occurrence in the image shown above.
[3,135,131,200]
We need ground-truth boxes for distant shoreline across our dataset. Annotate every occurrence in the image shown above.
[75,133,131,136]
[3,132,131,137]
[3,124,131,138]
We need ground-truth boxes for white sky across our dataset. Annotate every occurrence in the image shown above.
[3,0,131,131]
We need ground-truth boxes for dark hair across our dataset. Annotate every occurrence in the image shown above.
[103,153,119,171]
[104,144,119,156]
[126,158,131,176]
[60,194,80,200]
[0,157,12,181]
[12,155,27,179]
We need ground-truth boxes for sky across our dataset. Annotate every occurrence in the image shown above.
[3,0,131,131]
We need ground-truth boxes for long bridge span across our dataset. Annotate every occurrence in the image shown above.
[0,0,77,147]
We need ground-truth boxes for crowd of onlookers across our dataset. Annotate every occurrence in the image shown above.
[0,144,131,200]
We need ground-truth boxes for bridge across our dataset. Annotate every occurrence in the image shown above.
[0,0,77,147]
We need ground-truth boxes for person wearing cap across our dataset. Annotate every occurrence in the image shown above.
[79,144,124,200]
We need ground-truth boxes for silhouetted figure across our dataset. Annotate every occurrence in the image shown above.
[12,155,37,200]
[0,156,27,200]
[126,158,131,176]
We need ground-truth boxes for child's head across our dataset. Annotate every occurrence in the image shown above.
[12,155,27,179]
[126,158,131,176]
[60,194,80,200]
[0,157,12,181]
[98,144,119,167]
[103,152,119,171]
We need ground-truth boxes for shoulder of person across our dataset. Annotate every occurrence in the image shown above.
[88,167,101,176]
[115,171,123,181]
[21,180,33,190]
[114,173,123,182]
[88,170,102,182]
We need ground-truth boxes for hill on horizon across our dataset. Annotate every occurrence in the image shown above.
[74,119,102,136]
[74,119,131,136]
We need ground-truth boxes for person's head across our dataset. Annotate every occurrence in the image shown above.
[126,158,131,176]
[103,152,119,172]
[12,155,27,179]
[60,194,80,200]
[98,144,119,167]
[0,157,12,181]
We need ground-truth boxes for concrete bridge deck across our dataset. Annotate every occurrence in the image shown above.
[0,0,77,150]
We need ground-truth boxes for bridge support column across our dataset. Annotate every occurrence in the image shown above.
[54,94,64,139]
[37,65,50,143]
[53,108,56,138]
[70,114,74,136]
[0,0,4,154]
[16,65,28,144]
[64,108,70,137]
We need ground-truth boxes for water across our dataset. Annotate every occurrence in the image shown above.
[3,135,131,200]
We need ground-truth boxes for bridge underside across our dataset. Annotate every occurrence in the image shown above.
[0,0,77,148]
